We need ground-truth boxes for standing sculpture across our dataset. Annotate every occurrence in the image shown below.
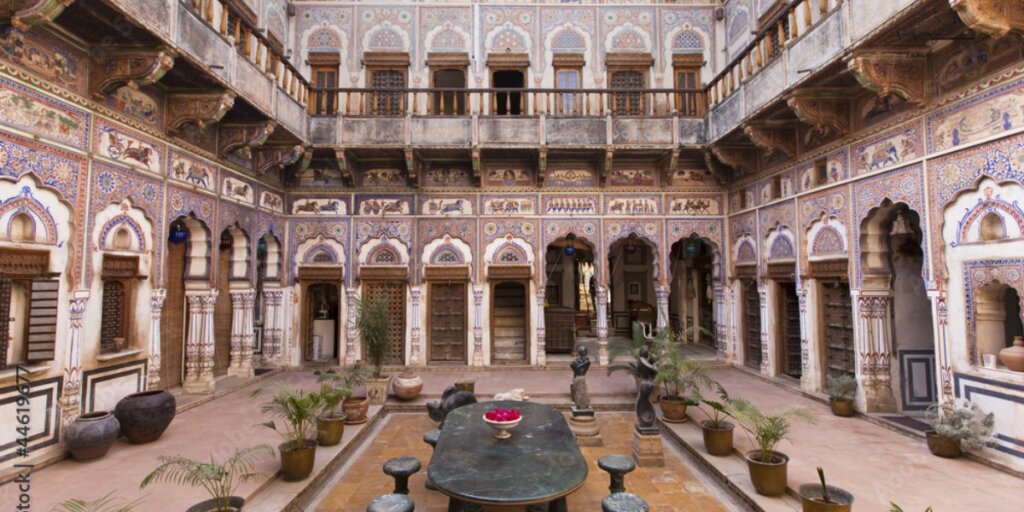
[570,346,592,415]
[635,342,659,435]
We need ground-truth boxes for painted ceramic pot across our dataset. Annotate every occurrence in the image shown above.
[114,390,176,444]
[999,336,1024,372]
[342,396,369,424]
[392,371,423,400]
[64,411,120,461]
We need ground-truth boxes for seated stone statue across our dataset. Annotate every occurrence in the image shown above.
[426,385,478,426]
[570,346,592,414]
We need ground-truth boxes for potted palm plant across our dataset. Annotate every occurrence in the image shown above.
[356,297,391,405]
[653,328,714,422]
[694,384,748,456]
[252,383,320,481]
[798,467,853,512]
[731,400,814,496]
[140,444,273,511]
[54,492,145,512]
[607,321,655,381]
[924,398,994,458]
[315,366,367,445]
[825,375,857,417]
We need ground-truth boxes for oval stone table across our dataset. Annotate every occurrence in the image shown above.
[428,401,589,511]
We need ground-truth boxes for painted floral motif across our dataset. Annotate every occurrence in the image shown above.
[811,226,845,256]
[0,132,81,203]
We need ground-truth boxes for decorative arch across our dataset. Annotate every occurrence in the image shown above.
[221,225,251,281]
[484,235,535,267]
[669,234,724,282]
[259,233,283,283]
[765,226,797,262]
[265,6,288,47]
[0,186,58,245]
[425,23,471,52]
[307,24,344,51]
[860,200,925,282]
[296,235,347,269]
[551,28,586,52]
[94,200,151,256]
[949,181,1024,246]
[605,232,661,283]
[171,214,212,280]
[606,24,651,52]
[734,234,758,266]
[364,23,409,51]
[807,215,849,260]
[422,235,473,267]
[487,24,531,53]
[671,29,706,53]
[0,174,74,275]
[358,235,411,267]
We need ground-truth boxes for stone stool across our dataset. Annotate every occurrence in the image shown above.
[602,492,649,512]
[366,493,415,512]
[382,456,421,495]
[598,454,637,493]
[423,430,441,490]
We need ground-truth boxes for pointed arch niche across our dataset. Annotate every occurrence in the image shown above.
[295,236,347,364]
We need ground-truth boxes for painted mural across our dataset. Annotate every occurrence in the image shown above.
[0,29,86,95]
[94,122,163,175]
[928,76,1024,153]
[222,176,255,204]
[606,196,659,216]
[544,196,597,215]
[422,197,473,216]
[293,198,347,215]
[362,167,405,187]
[607,167,656,187]
[423,164,472,188]
[0,78,88,149]
[485,166,533,187]
[107,86,161,127]
[483,195,536,215]
[546,168,595,188]
[358,196,412,216]
[260,191,284,213]
[668,196,720,215]
[853,122,923,176]
[294,166,345,187]
[170,152,216,193]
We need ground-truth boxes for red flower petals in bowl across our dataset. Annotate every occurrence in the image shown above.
[485,408,522,422]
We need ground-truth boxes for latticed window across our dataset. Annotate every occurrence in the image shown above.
[435,249,460,264]
[369,69,406,115]
[100,280,126,353]
[610,70,645,115]
[313,251,334,263]
[373,248,397,264]
[498,249,521,263]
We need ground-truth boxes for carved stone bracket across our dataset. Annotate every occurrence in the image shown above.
[703,150,727,184]
[257,144,308,176]
[951,0,1024,38]
[219,121,276,160]
[743,121,797,159]
[2,0,73,31]
[471,147,481,182]
[709,144,757,174]
[601,148,614,185]
[334,148,354,186]
[538,147,548,186]
[847,48,928,107]
[405,147,418,188]
[91,47,176,100]
[664,147,680,183]
[786,89,850,139]
[165,91,236,134]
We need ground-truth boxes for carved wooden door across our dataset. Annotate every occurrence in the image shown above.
[363,280,406,365]
[780,282,802,379]
[744,280,762,369]
[824,280,855,378]
[429,282,466,363]
[160,242,187,389]
[610,70,644,115]
[0,278,10,369]
[213,250,232,375]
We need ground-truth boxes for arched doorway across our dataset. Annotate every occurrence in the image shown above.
[492,69,524,115]
[213,226,249,376]
[254,234,281,361]
[306,282,340,361]
[161,216,209,388]
[492,281,528,363]
[765,228,800,380]
[544,234,595,354]
[608,234,657,336]
[668,236,717,346]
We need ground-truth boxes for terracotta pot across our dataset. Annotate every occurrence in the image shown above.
[999,336,1024,372]
[342,397,369,424]
[925,430,962,458]
[829,398,855,417]
[279,439,317,481]
[64,411,120,461]
[317,413,346,446]
[658,397,689,423]
[184,497,245,512]
[745,450,789,497]
[798,484,853,512]
[114,390,176,444]
[392,371,423,401]
[701,420,734,456]
[365,377,391,405]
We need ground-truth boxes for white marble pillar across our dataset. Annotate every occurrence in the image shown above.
[409,286,423,366]
[183,289,218,394]
[473,285,485,367]
[854,290,897,412]
[758,284,770,376]
[345,288,359,365]
[596,285,609,366]
[228,289,256,378]
[60,291,89,427]
[797,283,813,392]
[535,288,546,367]
[261,288,284,366]
[147,289,166,390]
[928,289,953,401]
[655,284,669,332]
[714,286,727,359]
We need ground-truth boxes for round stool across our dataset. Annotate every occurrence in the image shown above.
[598,454,637,494]
[423,430,441,490]
[366,493,415,512]
[602,492,649,512]
[382,456,421,495]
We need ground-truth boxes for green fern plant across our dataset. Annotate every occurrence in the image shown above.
[140,445,273,511]
[252,382,321,445]
[729,400,814,463]
[606,321,653,378]
[52,492,145,512]
[694,383,750,429]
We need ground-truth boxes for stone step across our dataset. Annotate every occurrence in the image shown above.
[493,307,525,317]
[493,297,525,307]
[493,327,526,337]
[493,316,525,327]
[493,336,525,346]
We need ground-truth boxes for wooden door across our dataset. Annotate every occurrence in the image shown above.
[213,250,232,375]
[0,278,11,369]
[363,280,406,365]
[610,70,645,115]
[160,242,187,388]
[823,280,855,378]
[744,280,762,369]
[429,282,466,363]
[780,282,802,379]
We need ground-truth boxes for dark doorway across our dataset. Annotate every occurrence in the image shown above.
[161,235,187,388]
[744,279,762,369]
[362,280,407,365]
[492,70,524,115]
[306,283,340,361]
[491,281,528,363]
[779,282,801,379]
[432,69,466,115]
[429,281,467,362]
[824,280,855,378]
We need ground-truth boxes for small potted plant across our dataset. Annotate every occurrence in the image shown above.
[356,297,392,405]
[694,384,747,456]
[54,492,145,512]
[890,504,933,512]
[825,375,857,417]
[653,328,714,422]
[253,383,320,481]
[798,467,853,512]
[140,444,273,511]
[731,400,814,497]
[924,398,994,458]
[313,381,348,447]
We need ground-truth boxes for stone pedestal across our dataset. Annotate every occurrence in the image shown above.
[569,413,602,447]
[631,430,664,467]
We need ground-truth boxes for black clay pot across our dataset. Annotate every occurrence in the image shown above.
[114,390,176,444]
[64,411,120,461]
[185,496,244,512]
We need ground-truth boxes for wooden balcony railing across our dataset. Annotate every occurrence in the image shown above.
[311,87,706,117]
[706,0,844,108]
[186,0,310,107]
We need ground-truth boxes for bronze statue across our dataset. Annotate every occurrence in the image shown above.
[635,342,659,434]
[570,346,592,414]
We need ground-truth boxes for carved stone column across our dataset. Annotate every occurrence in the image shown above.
[183,290,218,394]
[596,285,609,366]
[796,283,813,392]
[228,289,256,378]
[714,286,727,360]
[929,289,953,402]
[855,291,897,412]
[345,289,359,365]
[758,284,771,376]
[535,288,546,367]
[261,288,284,366]
[60,291,89,427]
[655,284,670,332]
[473,285,485,367]
[147,289,166,390]
[409,286,423,366]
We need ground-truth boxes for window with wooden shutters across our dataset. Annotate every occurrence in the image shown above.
[368,69,406,115]
[673,54,703,116]
[824,280,855,378]
[25,278,58,362]
[610,70,645,115]
[100,280,126,353]
[309,52,340,115]
[0,278,11,369]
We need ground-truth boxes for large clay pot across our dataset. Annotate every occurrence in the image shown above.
[454,378,475,394]
[798,484,853,512]
[317,413,346,446]
[701,420,734,456]
[342,396,369,424]
[185,496,245,512]
[999,336,1024,372]
[745,450,789,497]
[925,430,962,458]
[114,390,176,444]
[658,397,689,423]
[64,411,120,461]
[829,398,855,417]
[279,439,317,481]
[392,371,423,400]
[365,377,391,405]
